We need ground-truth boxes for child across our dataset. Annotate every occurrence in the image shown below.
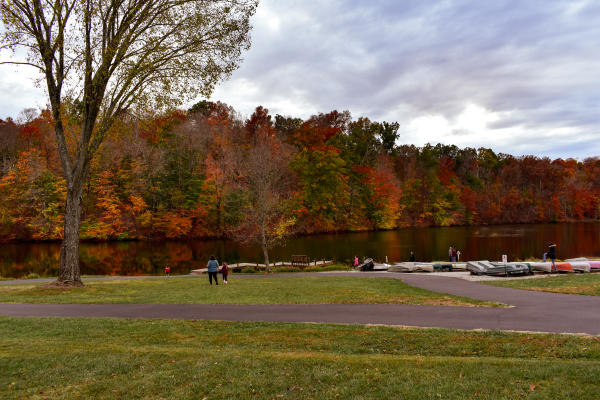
[164,265,171,277]
[220,262,229,284]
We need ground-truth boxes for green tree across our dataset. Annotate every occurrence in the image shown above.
[0,0,257,286]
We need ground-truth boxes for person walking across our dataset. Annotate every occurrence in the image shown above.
[353,256,359,268]
[220,262,229,285]
[448,246,453,262]
[547,243,557,272]
[207,255,219,285]
[409,251,415,262]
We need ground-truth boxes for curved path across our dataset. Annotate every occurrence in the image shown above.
[1,272,599,335]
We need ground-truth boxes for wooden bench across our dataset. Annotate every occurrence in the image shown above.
[291,255,310,269]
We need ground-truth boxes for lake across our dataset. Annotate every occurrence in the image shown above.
[1,222,599,278]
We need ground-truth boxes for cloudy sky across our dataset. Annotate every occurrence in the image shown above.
[2,0,600,159]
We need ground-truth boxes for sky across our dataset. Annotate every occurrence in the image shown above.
[2,0,600,159]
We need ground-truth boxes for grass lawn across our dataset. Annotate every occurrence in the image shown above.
[0,276,501,307]
[487,273,600,296]
[1,317,600,399]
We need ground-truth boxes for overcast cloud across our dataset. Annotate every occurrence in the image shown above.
[2,0,600,159]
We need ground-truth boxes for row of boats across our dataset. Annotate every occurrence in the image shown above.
[357,257,600,276]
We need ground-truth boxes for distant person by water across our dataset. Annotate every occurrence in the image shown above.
[220,262,229,284]
[547,243,557,272]
[207,255,219,285]
[409,251,415,262]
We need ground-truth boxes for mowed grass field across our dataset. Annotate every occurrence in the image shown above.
[487,273,600,296]
[1,317,600,399]
[0,276,501,307]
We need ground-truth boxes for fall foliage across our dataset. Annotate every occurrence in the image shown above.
[0,104,599,242]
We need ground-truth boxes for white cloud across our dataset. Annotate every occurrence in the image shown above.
[2,0,600,159]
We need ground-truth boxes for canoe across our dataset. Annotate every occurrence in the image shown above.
[432,262,453,272]
[357,258,374,271]
[389,262,434,273]
[452,263,467,270]
[590,261,600,270]
[526,262,553,273]
[555,262,573,273]
[467,261,530,276]
[570,261,591,273]
[373,263,390,271]
[566,258,600,270]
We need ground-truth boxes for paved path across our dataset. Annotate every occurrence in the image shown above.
[1,272,600,335]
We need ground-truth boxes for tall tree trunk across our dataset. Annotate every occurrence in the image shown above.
[57,181,84,286]
[262,241,270,273]
[261,221,270,273]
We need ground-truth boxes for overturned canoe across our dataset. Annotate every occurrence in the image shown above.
[526,262,575,273]
[566,258,600,271]
[555,262,574,273]
[357,258,375,271]
[526,262,553,273]
[467,261,530,276]
[373,263,390,271]
[570,261,591,273]
[389,262,434,273]
[432,262,453,272]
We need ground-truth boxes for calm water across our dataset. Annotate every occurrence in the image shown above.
[1,222,599,278]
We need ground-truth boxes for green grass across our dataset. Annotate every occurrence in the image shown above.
[487,273,600,296]
[0,276,501,306]
[1,317,599,399]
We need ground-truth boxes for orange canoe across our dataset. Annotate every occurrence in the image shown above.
[555,262,573,272]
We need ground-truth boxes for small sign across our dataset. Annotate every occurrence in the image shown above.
[502,254,508,264]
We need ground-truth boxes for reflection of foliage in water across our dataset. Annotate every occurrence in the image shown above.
[2,222,600,278]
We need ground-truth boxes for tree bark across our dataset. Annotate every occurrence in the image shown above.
[56,180,84,286]
[261,222,270,273]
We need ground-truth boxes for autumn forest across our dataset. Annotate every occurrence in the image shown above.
[1,101,599,243]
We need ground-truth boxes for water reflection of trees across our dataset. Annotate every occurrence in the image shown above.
[1,223,599,278]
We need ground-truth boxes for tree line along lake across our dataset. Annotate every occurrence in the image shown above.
[1,222,599,279]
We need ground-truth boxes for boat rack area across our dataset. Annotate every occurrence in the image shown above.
[191,260,334,274]
[359,257,600,277]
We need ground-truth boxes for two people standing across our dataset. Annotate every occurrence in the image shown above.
[448,246,461,262]
[206,256,229,285]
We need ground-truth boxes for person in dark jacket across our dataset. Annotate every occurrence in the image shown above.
[207,255,219,285]
[547,243,557,272]
[409,251,415,262]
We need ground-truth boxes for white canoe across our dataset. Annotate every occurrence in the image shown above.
[570,261,591,273]
[373,263,390,271]
[389,262,434,273]
[526,262,553,273]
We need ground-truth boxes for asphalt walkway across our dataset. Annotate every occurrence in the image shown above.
[1,272,599,335]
